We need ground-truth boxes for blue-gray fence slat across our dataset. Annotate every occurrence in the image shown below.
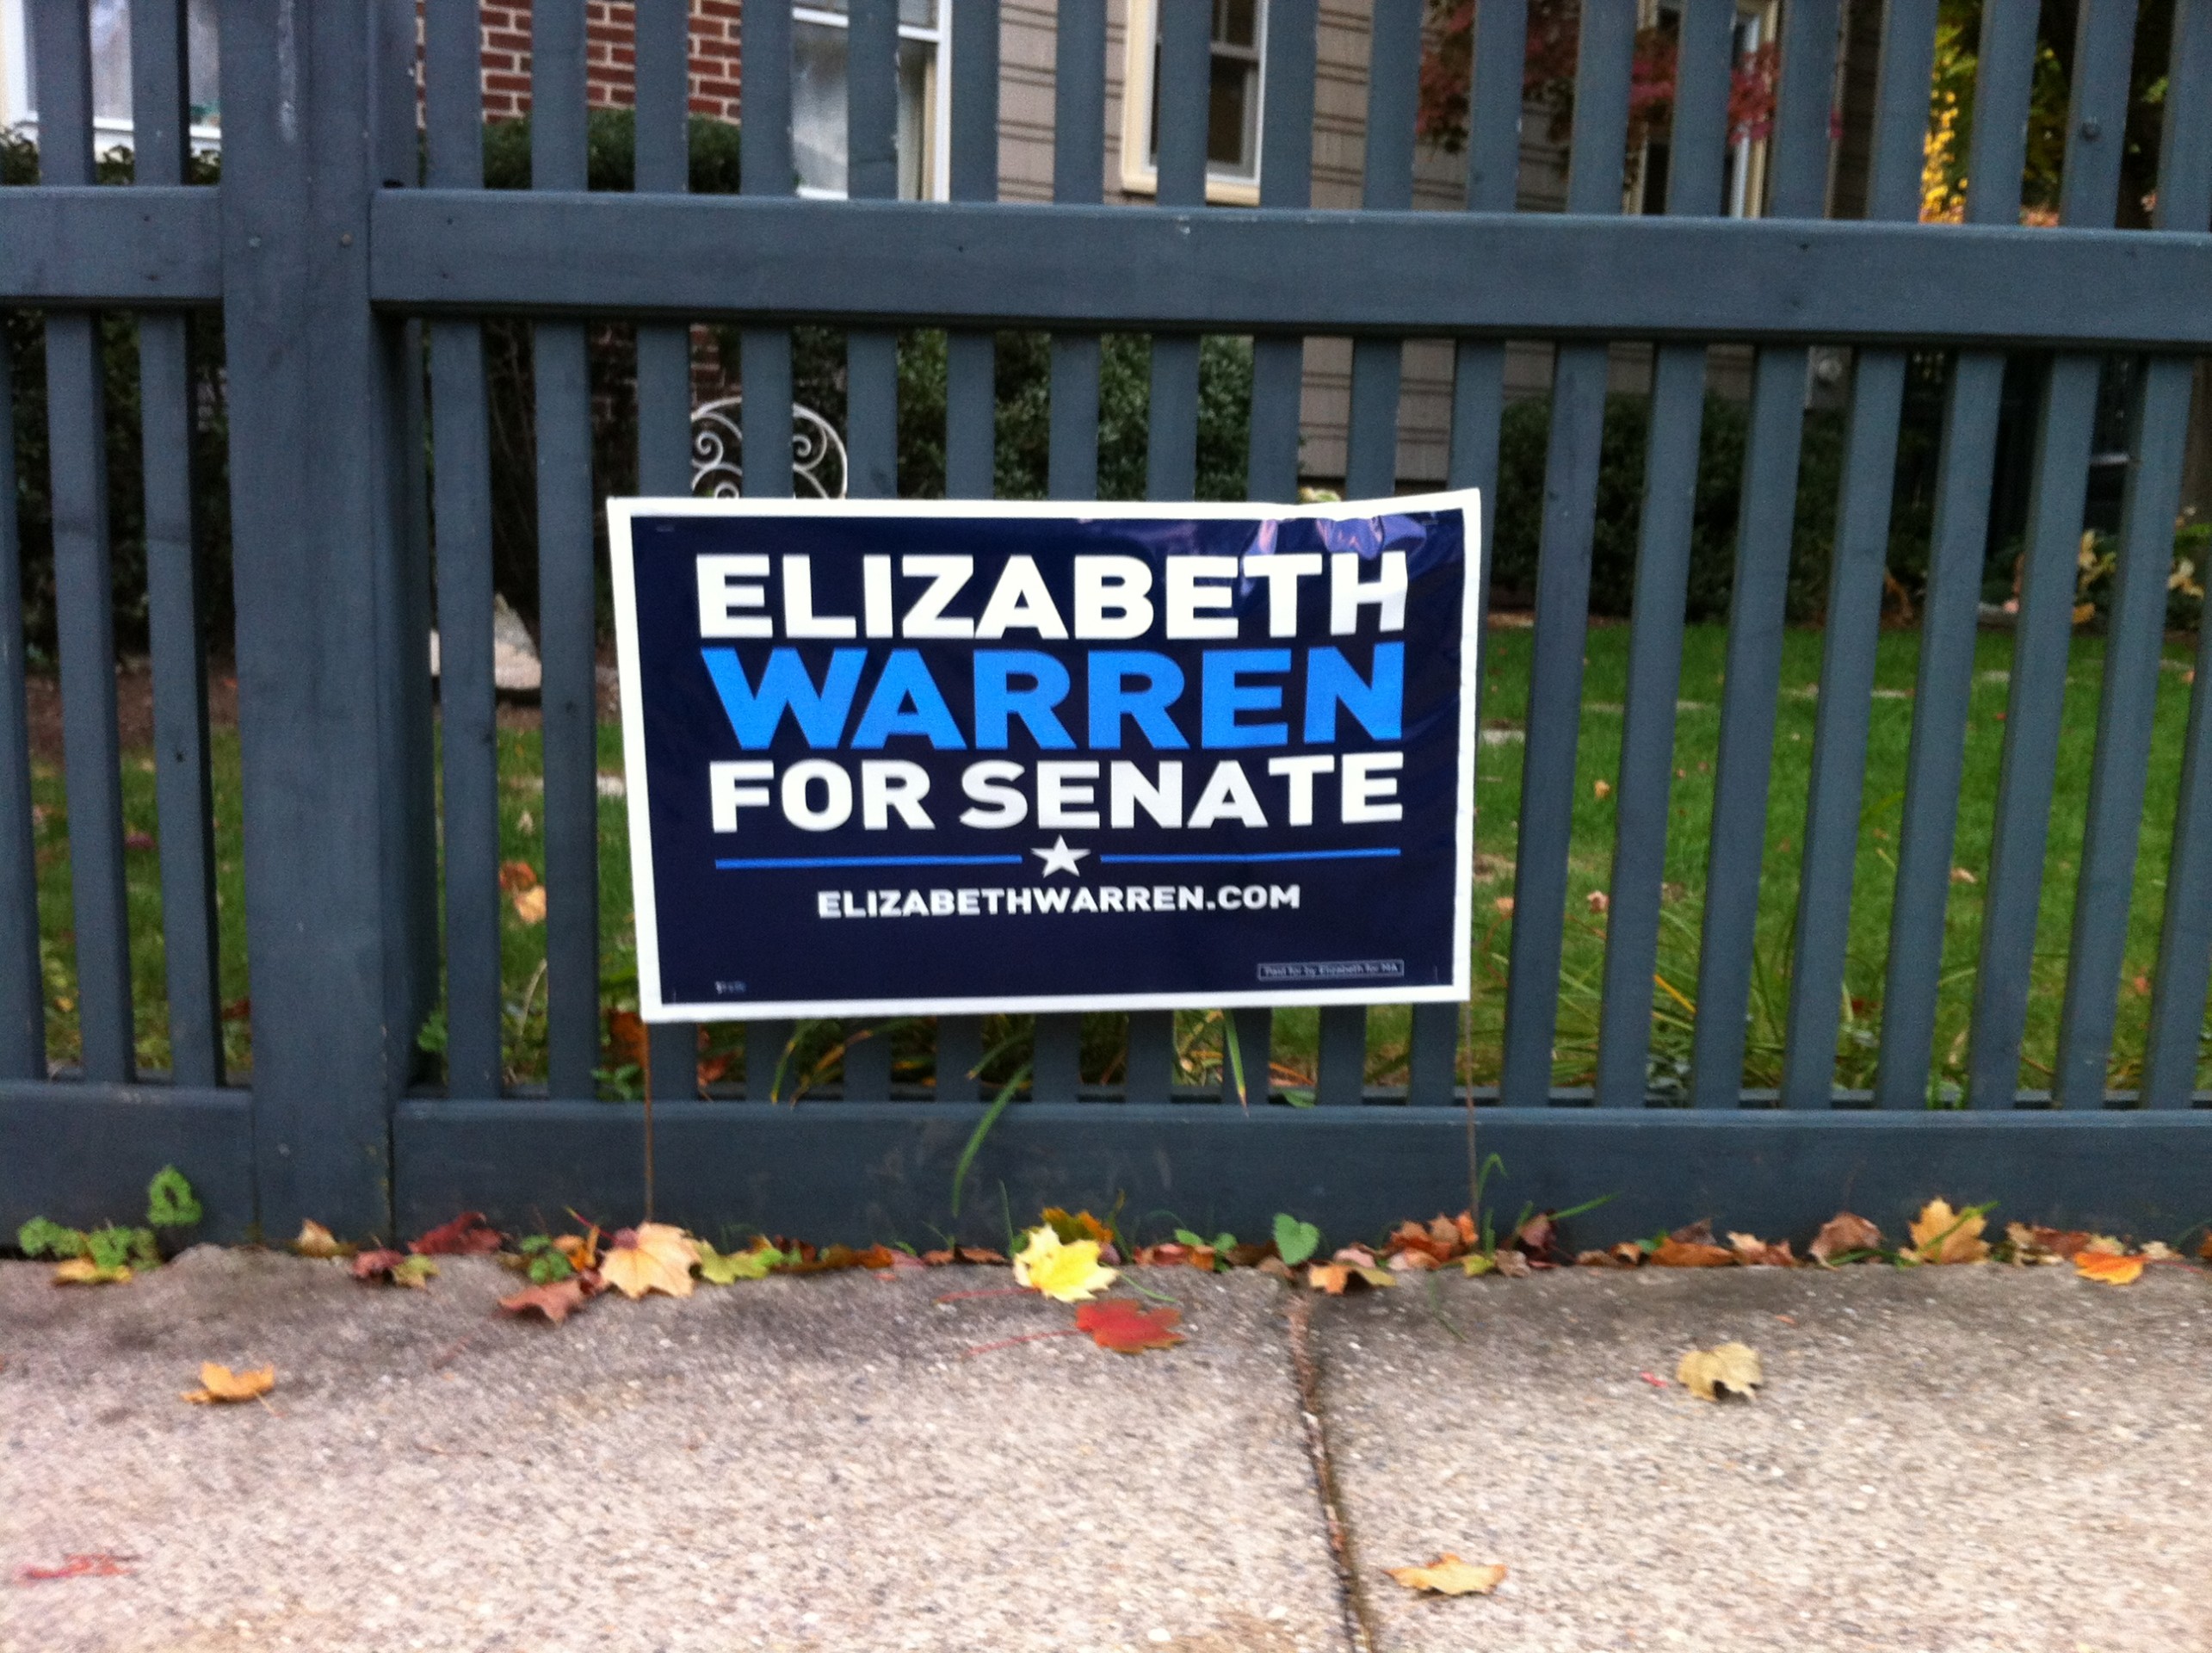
[1592,0,1736,1110]
[1498,0,1636,1109]
[635,0,699,1105]
[7,0,2212,1252]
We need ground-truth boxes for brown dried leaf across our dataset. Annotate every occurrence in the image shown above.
[1387,1554,1506,1596]
[1649,1238,1738,1268]
[1490,1249,1531,1278]
[1727,1232,1797,1267]
[499,1278,590,1322]
[182,1363,275,1404]
[1808,1211,1882,1264]
[497,859,539,893]
[1676,1341,1762,1401]
[2005,1222,2092,1265]
[1307,1262,1397,1295]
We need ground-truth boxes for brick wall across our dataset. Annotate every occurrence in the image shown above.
[473,1,744,122]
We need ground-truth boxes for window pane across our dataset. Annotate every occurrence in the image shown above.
[1214,0,1258,50]
[793,18,850,194]
[794,1,939,25]
[1207,59,1255,175]
[897,37,932,200]
[188,0,219,126]
[90,0,128,121]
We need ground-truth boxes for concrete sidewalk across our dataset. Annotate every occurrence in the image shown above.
[3,1252,2208,1653]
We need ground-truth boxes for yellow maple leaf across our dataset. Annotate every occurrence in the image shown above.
[182,1363,275,1404]
[51,1258,131,1285]
[2074,1251,2145,1285]
[1011,1224,1115,1302]
[1908,1199,1990,1265]
[511,884,548,925]
[1386,1554,1507,1596]
[1676,1342,1763,1401]
[599,1223,700,1299]
[291,1220,351,1259]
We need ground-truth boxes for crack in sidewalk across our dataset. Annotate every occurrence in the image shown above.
[1286,1295,1380,1653]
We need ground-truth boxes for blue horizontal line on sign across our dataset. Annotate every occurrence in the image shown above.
[714,854,1029,870]
[1097,848,1401,865]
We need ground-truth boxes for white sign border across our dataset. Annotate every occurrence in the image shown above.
[609,489,1483,1023]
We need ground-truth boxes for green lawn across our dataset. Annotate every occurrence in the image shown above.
[27,621,2207,1098]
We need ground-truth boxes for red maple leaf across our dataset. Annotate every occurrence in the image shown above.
[1074,1299,1184,1354]
[409,1211,502,1255]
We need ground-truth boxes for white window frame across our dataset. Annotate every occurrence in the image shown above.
[1723,2,1775,220]
[1119,0,1266,207]
[792,2,951,202]
[0,0,221,153]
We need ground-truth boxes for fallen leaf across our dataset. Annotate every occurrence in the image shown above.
[1727,1232,1797,1267]
[352,1247,405,1280]
[1075,1298,1185,1353]
[1041,1207,1115,1247]
[51,1258,131,1285]
[1387,1554,1507,1596]
[390,1256,437,1290]
[1012,1225,1116,1302]
[511,884,547,925]
[854,1244,902,1272]
[1308,1261,1396,1294]
[2005,1222,2092,1264]
[2201,1233,2212,1264]
[600,1223,701,1299]
[1387,1248,1443,1272]
[1909,1198,1991,1265]
[1637,1370,1670,1389]
[182,1363,275,1404]
[1492,895,1515,915]
[1573,1248,1622,1267]
[1592,779,1612,800]
[696,1239,784,1284]
[411,1211,502,1255]
[553,1230,599,1272]
[1460,1253,1495,1278]
[2074,1251,2145,1286]
[499,1278,590,1322]
[1809,1210,1882,1263]
[1489,1249,1531,1278]
[16,1553,133,1582]
[1950,866,1977,884]
[1586,888,1610,913]
[1333,1243,1379,1267]
[1256,1254,1296,1281]
[1649,1237,1737,1267]
[1676,1342,1762,1402]
[2141,1241,2179,1262]
[498,859,539,892]
[291,1220,354,1259]
[606,1008,648,1071]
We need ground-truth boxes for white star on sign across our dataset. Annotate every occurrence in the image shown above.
[1030,835,1091,878]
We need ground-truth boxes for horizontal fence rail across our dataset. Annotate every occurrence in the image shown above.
[3,0,2211,1251]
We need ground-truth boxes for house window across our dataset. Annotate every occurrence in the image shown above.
[1120,0,1267,207]
[791,1,948,201]
[1,0,223,150]
[1634,0,1770,219]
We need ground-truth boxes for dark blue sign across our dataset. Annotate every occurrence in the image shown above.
[609,495,1479,1018]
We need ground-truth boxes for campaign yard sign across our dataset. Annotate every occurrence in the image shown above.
[609,492,1480,1021]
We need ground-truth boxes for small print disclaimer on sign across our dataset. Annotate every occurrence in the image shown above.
[608,491,1480,1022]
[1257,960,1406,982]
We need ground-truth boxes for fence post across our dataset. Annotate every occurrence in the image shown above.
[219,0,425,1240]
